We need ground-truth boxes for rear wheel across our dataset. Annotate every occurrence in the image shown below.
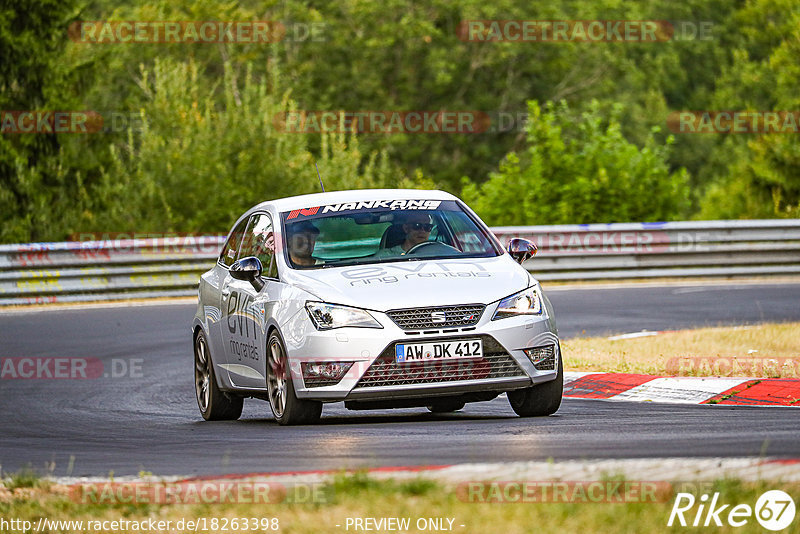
[507,351,563,417]
[267,331,322,425]
[194,330,243,421]
[427,399,466,413]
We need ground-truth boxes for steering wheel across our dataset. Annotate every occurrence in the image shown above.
[406,241,460,255]
[405,241,439,255]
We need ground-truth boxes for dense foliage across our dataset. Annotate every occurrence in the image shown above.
[463,101,690,225]
[1,0,797,242]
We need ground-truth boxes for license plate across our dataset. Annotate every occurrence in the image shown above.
[395,339,483,363]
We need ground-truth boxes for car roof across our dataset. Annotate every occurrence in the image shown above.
[252,189,460,213]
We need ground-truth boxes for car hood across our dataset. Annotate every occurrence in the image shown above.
[280,256,532,312]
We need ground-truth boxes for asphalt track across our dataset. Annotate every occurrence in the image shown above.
[1,282,799,477]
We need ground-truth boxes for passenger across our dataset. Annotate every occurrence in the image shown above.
[286,220,321,266]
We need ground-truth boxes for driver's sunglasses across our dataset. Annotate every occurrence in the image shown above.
[409,223,434,232]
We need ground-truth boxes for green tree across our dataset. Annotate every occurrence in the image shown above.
[0,0,85,242]
[96,58,409,233]
[698,1,800,218]
[462,100,690,225]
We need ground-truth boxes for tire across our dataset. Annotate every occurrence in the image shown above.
[194,329,243,421]
[507,350,563,417]
[427,399,466,413]
[267,331,322,425]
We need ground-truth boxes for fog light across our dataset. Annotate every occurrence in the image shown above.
[301,361,353,381]
[523,345,556,370]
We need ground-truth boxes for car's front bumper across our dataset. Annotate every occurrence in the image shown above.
[283,303,560,402]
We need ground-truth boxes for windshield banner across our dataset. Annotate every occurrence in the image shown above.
[284,199,457,221]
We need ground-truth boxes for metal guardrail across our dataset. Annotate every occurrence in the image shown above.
[0,237,225,306]
[493,219,800,281]
[0,220,798,306]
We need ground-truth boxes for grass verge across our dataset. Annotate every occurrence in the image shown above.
[563,322,800,377]
[1,472,798,533]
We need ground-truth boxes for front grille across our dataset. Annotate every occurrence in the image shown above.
[386,304,485,331]
[354,335,525,389]
[525,344,556,370]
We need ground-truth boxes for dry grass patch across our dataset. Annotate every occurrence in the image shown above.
[562,322,800,377]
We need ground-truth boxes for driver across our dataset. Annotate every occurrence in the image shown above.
[386,212,434,256]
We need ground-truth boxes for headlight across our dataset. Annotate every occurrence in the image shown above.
[492,287,542,320]
[305,301,383,330]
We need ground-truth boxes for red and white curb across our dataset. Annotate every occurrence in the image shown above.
[563,372,800,406]
[48,458,800,487]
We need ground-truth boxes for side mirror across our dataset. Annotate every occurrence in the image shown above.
[507,238,537,265]
[230,256,265,291]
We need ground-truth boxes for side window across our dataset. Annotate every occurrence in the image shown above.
[219,217,249,268]
[239,213,278,279]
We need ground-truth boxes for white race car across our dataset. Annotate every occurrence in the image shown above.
[193,189,561,425]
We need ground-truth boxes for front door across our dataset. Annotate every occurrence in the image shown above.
[220,212,278,389]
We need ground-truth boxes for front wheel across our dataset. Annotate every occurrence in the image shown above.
[507,351,563,417]
[194,330,243,421]
[267,331,322,425]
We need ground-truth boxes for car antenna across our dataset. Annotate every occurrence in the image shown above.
[314,161,325,192]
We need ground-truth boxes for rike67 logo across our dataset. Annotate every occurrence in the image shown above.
[668,490,796,531]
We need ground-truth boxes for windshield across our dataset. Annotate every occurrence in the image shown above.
[281,199,500,269]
